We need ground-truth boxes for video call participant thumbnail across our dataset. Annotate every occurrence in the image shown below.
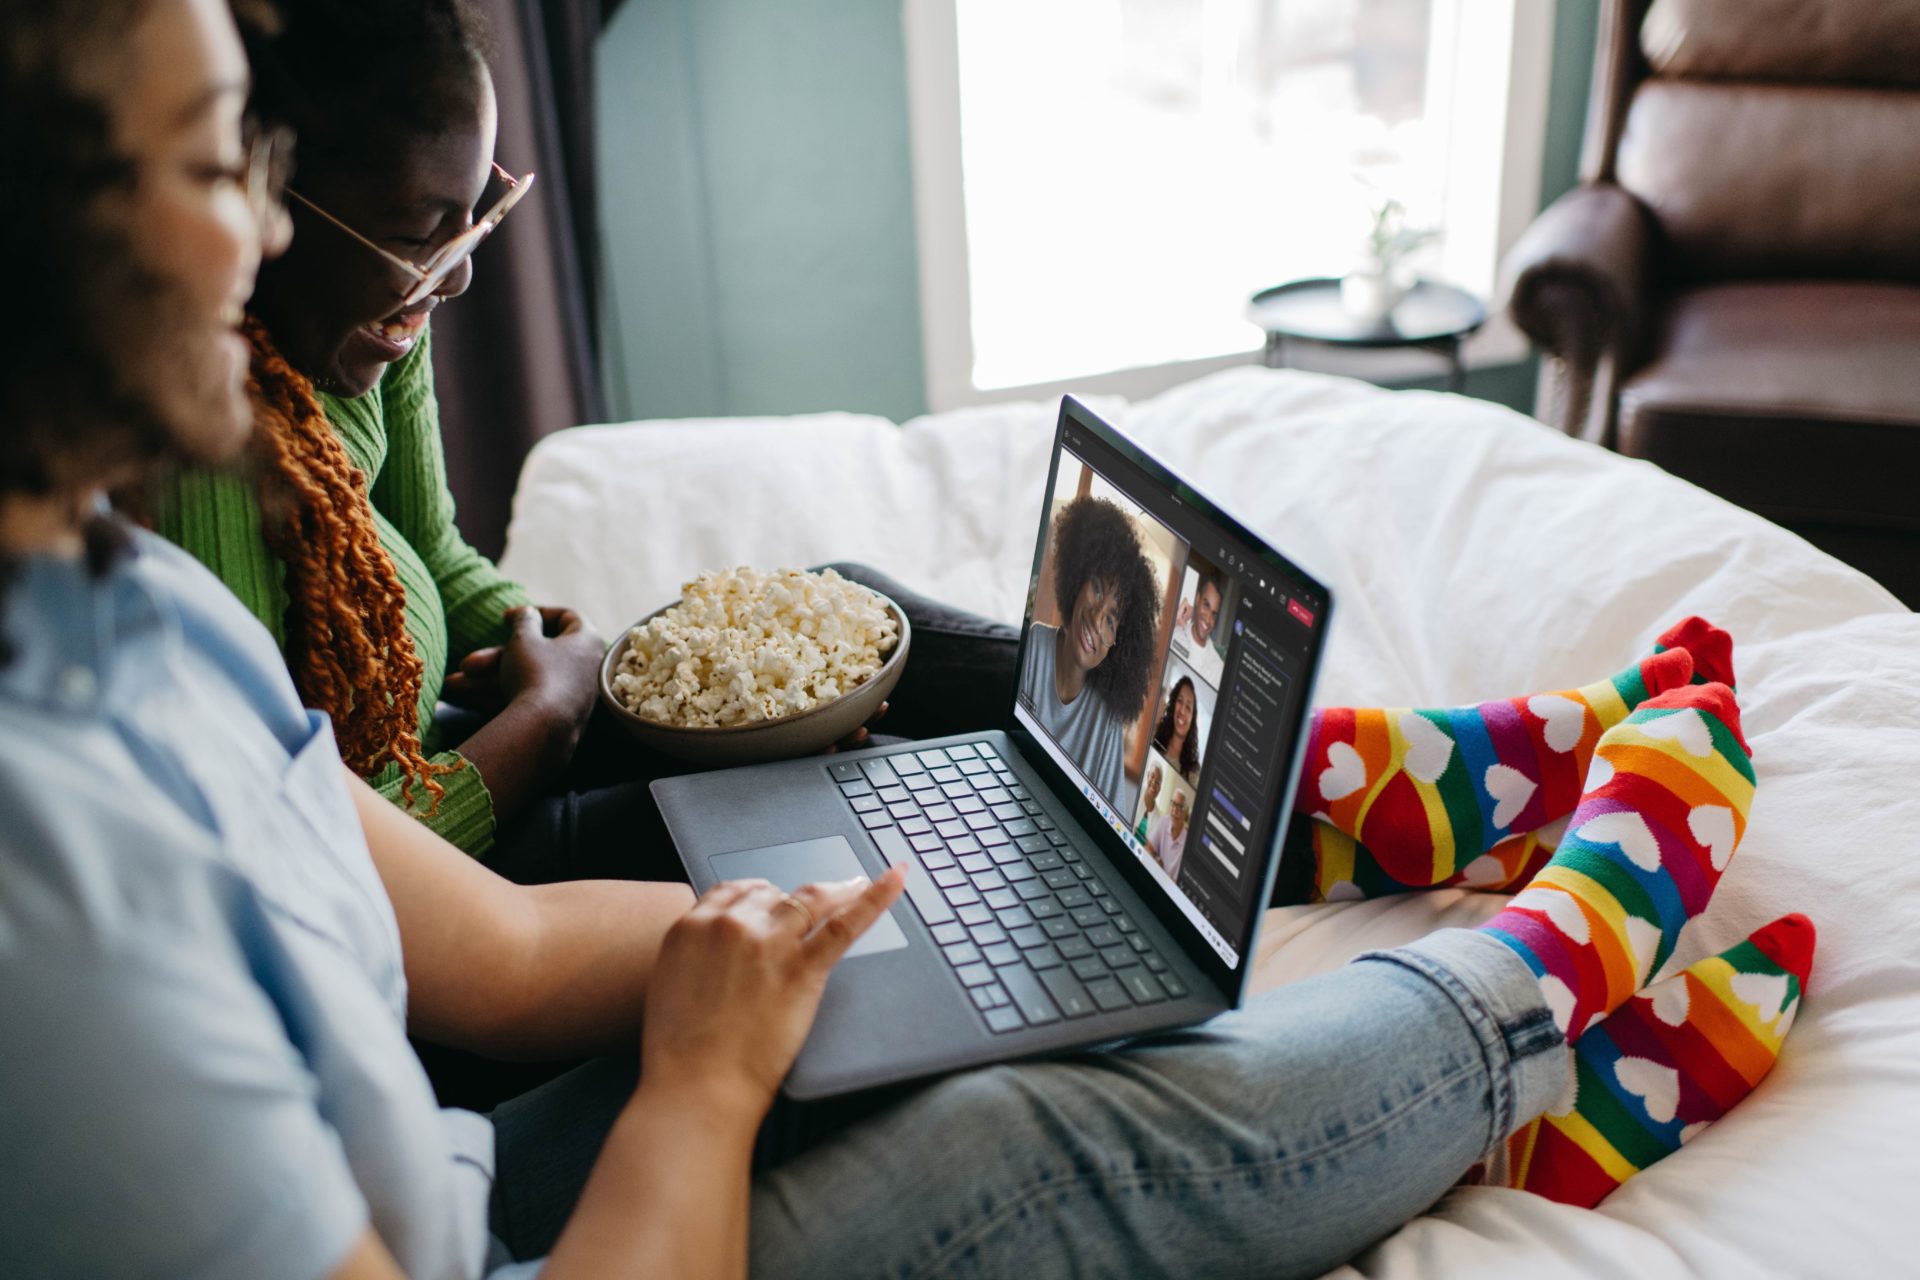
[1170,562,1226,685]
[1017,495,1161,806]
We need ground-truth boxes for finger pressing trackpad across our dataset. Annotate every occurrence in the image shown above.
[709,836,909,958]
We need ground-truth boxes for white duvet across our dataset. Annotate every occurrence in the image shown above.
[502,367,1919,1278]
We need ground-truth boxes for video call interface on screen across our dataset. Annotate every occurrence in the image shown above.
[1014,424,1322,968]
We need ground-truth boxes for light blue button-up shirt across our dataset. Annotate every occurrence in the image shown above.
[0,529,495,1279]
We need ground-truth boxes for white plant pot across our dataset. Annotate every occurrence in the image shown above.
[1341,271,1413,323]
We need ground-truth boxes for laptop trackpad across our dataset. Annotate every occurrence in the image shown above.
[708,836,909,959]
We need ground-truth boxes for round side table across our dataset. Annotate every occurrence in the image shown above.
[1247,277,1487,392]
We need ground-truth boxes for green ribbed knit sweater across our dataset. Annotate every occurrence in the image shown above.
[152,327,530,855]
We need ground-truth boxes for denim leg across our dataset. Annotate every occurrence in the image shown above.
[820,563,1021,742]
[748,928,1566,1280]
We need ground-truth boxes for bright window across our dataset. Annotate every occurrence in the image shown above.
[906,0,1550,407]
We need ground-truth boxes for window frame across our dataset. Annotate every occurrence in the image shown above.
[903,0,1553,411]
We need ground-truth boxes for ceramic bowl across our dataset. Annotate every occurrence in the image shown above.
[598,591,910,766]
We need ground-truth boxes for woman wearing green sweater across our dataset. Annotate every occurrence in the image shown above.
[152,0,619,868]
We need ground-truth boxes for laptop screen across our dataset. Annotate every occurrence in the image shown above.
[1012,398,1329,976]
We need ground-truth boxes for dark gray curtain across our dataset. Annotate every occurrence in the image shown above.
[431,0,625,560]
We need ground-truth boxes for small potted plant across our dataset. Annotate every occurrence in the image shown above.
[1342,198,1438,322]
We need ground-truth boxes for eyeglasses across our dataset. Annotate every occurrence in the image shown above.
[286,162,536,309]
[241,118,296,238]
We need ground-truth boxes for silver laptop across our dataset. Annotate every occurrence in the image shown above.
[653,396,1333,1099]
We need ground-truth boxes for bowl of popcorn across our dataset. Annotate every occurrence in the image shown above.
[599,565,910,765]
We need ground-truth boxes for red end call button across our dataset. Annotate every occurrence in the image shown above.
[1287,598,1315,627]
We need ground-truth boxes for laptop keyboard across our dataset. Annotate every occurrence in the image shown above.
[829,741,1190,1034]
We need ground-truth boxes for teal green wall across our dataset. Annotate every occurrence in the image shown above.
[595,1,1602,422]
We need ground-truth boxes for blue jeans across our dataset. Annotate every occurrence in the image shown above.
[489,929,1566,1278]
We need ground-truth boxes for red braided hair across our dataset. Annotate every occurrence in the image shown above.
[244,316,457,813]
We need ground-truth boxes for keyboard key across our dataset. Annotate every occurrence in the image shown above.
[957,903,992,926]
[1008,785,1031,800]
[972,870,1008,893]
[916,748,951,768]
[1157,972,1189,999]
[998,967,1062,1026]
[859,759,898,786]
[1070,956,1107,981]
[1122,971,1164,1004]
[1115,917,1137,933]
[1127,933,1153,952]
[984,1005,1024,1034]
[905,772,939,793]
[1057,936,1094,960]
[1013,880,1049,902]
[1057,887,1092,909]
[943,941,982,967]
[931,767,963,785]
[1144,955,1168,973]
[988,844,1024,867]
[942,782,973,801]
[1099,945,1138,970]
[1043,869,1076,890]
[1010,925,1047,949]
[944,883,982,907]
[909,832,943,854]
[983,888,1019,911]
[850,794,883,813]
[936,821,967,840]
[1085,977,1132,1012]
[959,758,990,776]
[931,922,967,946]
[1029,851,1063,871]
[950,835,983,857]
[989,803,1021,822]
[1073,863,1095,880]
[878,786,910,805]
[925,804,957,823]
[919,848,956,870]
[970,921,1008,945]
[1086,925,1122,949]
[985,942,1022,967]
[1004,818,1038,837]
[1040,916,1075,939]
[870,825,954,925]
[1016,834,1049,855]
[829,762,864,782]
[1060,847,1082,862]
[1035,815,1057,831]
[946,743,978,759]
[964,811,997,832]
[995,904,1035,930]
[956,963,995,988]
[891,753,926,775]
[979,828,1012,847]
[1071,907,1105,929]
[1037,967,1096,1018]
[860,810,893,830]
[900,817,932,837]
[955,795,985,815]
[931,867,965,889]
[1047,831,1071,847]
[1021,800,1043,816]
[958,852,992,874]
[978,787,1011,806]
[888,803,918,820]
[1028,897,1064,919]
[969,983,1000,1010]
[1002,861,1036,882]
[1026,944,1062,970]
[1102,899,1127,917]
[839,778,873,797]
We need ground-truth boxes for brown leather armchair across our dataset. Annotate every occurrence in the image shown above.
[1501,0,1920,607]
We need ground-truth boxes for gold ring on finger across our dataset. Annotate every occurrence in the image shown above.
[777,894,817,932]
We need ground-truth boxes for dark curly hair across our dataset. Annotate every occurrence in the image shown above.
[1049,495,1160,714]
[1154,675,1199,779]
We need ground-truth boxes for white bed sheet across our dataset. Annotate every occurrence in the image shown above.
[501,368,1919,1277]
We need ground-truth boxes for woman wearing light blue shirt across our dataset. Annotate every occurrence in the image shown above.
[0,3,1584,1277]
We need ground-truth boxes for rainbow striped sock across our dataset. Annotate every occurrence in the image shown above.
[1493,913,1813,1207]
[1297,618,1730,899]
[1480,682,1756,1041]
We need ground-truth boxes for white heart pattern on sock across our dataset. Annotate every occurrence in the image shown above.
[1539,974,1577,1035]
[1584,752,1616,791]
[1638,707,1713,757]
[1527,694,1587,753]
[1626,916,1663,988]
[1484,763,1536,829]
[1647,973,1691,1026]
[1575,811,1664,873]
[1459,852,1513,888]
[1511,887,1590,944]
[1319,741,1367,802]
[1548,1061,1580,1117]
[1614,1056,1682,1125]
[1324,879,1364,902]
[1729,972,1791,1023]
[1689,804,1737,871]
[1398,712,1455,784]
